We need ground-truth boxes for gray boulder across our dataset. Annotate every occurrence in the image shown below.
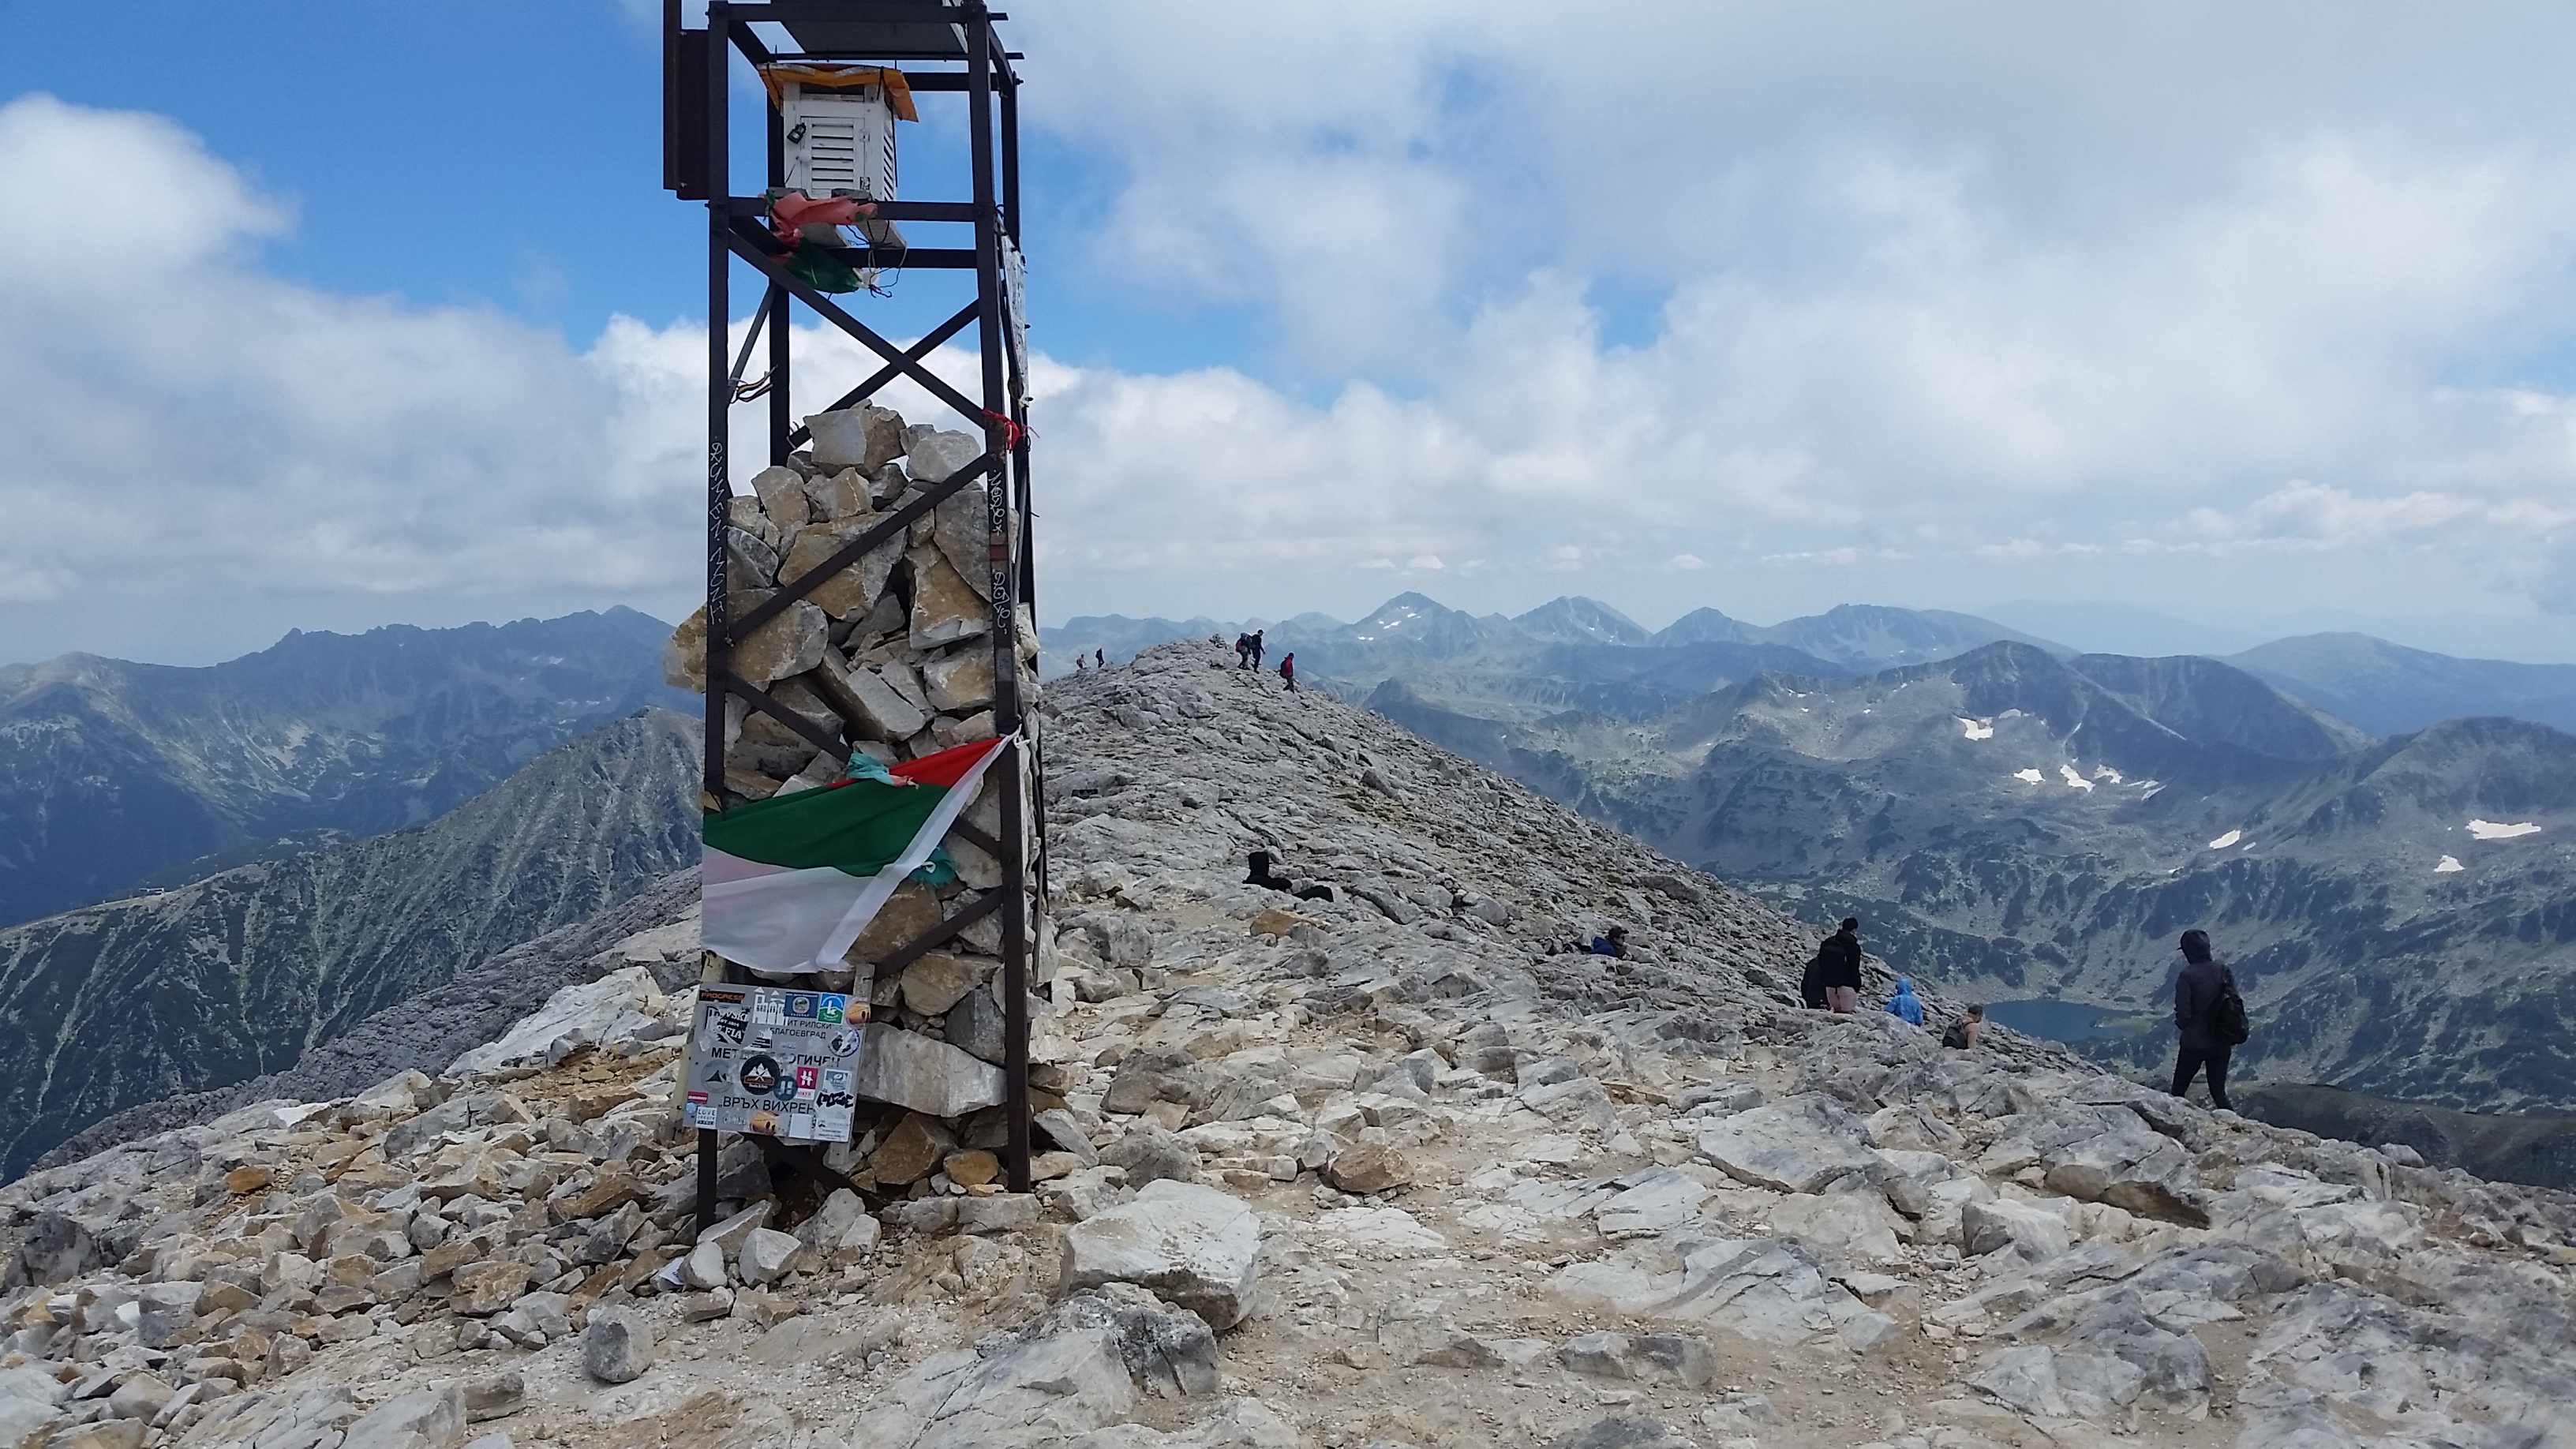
[1102,1124,1200,1187]
[1024,1282,1221,1398]
[1059,1181,1262,1331]
[1695,1093,1881,1193]
[583,1307,656,1385]
[339,1384,466,1449]
[852,1024,1007,1117]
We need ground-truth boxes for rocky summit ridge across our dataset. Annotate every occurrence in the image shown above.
[0,641,2569,1449]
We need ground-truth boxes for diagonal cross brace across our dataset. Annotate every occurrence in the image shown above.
[726,452,997,644]
[717,666,846,761]
[784,300,982,451]
[871,889,1004,978]
[726,225,986,425]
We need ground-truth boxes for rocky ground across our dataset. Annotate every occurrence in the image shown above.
[0,640,2570,1449]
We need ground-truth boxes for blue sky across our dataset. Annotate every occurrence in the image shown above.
[7,2,2576,665]
[0,1,1246,375]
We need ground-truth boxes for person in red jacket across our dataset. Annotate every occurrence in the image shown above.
[1278,653,1297,691]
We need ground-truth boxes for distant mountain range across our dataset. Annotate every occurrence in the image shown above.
[1045,594,2065,718]
[2229,633,2576,737]
[0,709,700,1177]
[1360,629,2576,1112]
[1046,592,2576,1109]
[1046,593,2576,739]
[0,608,695,927]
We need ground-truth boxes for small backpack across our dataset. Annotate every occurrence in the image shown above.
[2213,968,2251,1046]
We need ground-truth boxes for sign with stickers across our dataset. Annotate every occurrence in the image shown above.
[683,986,867,1141]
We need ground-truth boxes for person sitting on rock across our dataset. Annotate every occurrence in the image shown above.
[1885,976,1926,1026]
[1245,849,1335,902]
[1941,1004,1984,1049]
[1588,926,1629,958]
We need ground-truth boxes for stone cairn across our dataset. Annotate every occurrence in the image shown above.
[664,403,1061,1204]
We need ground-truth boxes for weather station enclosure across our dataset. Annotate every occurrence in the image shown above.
[662,0,1040,1230]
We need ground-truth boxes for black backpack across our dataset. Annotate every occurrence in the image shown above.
[2213,967,2251,1046]
[1940,1018,1971,1049]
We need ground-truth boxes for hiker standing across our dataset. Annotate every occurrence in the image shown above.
[1235,632,1252,668]
[1816,917,1864,1013]
[1279,652,1297,691]
[1249,630,1266,670]
[2170,928,2241,1111]
[1885,976,1926,1026]
[1095,648,1106,668]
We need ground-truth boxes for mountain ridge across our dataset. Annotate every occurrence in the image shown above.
[0,706,702,1176]
[1356,639,2576,1111]
[0,607,694,927]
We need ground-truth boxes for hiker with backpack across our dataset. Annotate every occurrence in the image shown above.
[1279,653,1297,691]
[1941,1004,1984,1049]
[2170,927,2248,1111]
[1811,917,1864,1013]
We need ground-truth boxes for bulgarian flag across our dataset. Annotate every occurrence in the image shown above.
[701,735,1012,972]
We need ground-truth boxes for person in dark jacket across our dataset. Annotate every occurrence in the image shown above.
[1588,927,1629,958]
[1815,917,1864,1013]
[1249,630,1265,670]
[1245,849,1334,902]
[2170,927,2235,1111]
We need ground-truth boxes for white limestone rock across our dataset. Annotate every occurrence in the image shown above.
[1059,1181,1262,1331]
[852,1023,1008,1118]
[1694,1093,1882,1194]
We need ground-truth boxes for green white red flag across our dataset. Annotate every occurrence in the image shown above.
[701,735,1011,973]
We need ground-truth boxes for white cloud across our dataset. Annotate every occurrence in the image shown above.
[0,95,725,661]
[23,0,2576,661]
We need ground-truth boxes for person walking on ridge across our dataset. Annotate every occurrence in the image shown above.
[2170,928,2242,1112]
[1885,976,1925,1026]
[1094,648,1105,668]
[1816,917,1864,1013]
[1249,630,1266,670]
[1235,632,1253,668]
[1278,652,1297,691]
